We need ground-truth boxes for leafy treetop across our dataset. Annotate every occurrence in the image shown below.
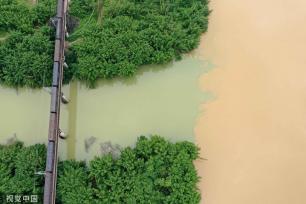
[0,136,201,203]
[0,0,209,88]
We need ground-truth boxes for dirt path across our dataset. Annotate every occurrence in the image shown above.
[195,0,306,203]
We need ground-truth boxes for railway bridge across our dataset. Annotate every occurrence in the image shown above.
[43,0,68,203]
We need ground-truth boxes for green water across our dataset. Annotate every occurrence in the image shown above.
[0,56,212,161]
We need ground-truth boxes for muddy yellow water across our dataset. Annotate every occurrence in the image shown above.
[1,0,306,202]
[195,0,306,204]
[0,57,211,161]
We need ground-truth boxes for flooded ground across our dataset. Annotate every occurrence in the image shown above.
[0,88,50,145]
[2,0,305,202]
[0,57,211,161]
[63,58,212,161]
[195,0,306,204]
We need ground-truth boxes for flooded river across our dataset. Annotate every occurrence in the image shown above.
[2,0,306,203]
[195,0,306,204]
[0,57,211,161]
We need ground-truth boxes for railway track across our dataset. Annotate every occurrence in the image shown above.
[43,0,68,203]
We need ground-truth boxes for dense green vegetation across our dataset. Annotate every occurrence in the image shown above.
[0,0,57,87]
[0,142,46,196]
[0,29,54,87]
[0,0,209,88]
[0,136,200,203]
[69,0,210,87]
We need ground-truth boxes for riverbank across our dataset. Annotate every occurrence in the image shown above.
[0,56,209,161]
[195,0,306,203]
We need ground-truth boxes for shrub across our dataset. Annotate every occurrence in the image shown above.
[0,142,46,195]
[57,160,94,204]
[0,30,54,88]
[0,0,57,88]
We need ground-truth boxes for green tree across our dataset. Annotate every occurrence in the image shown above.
[0,0,209,88]
[0,136,201,203]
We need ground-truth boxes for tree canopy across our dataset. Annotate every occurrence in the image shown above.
[0,0,210,88]
[0,136,201,203]
[0,0,56,88]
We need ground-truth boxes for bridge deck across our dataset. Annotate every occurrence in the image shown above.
[43,1,67,203]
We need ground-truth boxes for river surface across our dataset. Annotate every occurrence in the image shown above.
[0,57,212,161]
[2,0,306,203]
[195,0,306,204]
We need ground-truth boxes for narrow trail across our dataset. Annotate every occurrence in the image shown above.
[195,0,306,203]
